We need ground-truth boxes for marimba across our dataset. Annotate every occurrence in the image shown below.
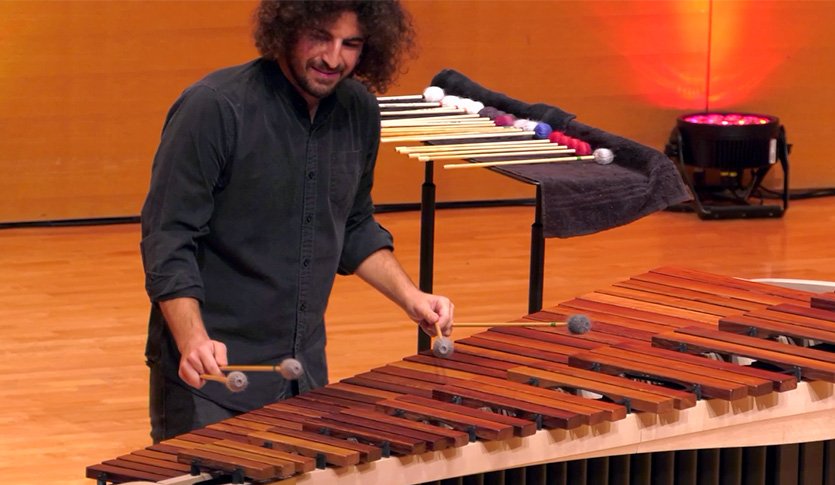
[87,266,835,484]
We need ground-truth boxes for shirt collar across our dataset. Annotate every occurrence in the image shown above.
[260,57,339,126]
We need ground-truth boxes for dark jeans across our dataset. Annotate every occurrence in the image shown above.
[149,363,238,443]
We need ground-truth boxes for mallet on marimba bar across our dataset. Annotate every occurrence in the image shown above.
[199,370,248,393]
[456,314,592,334]
[432,321,454,358]
[221,357,304,380]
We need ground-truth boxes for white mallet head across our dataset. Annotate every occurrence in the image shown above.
[593,148,615,165]
[423,86,445,102]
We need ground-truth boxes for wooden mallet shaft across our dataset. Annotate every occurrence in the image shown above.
[455,314,592,334]
[377,94,423,102]
[408,145,568,158]
[381,107,464,117]
[454,321,568,327]
[382,130,533,144]
[396,139,550,153]
[200,373,229,383]
[417,149,575,161]
[221,358,304,380]
[221,365,280,372]
[444,154,594,169]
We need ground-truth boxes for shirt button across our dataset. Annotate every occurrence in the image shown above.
[303,258,310,267]
[305,215,312,223]
[307,171,316,180]
[299,303,306,312]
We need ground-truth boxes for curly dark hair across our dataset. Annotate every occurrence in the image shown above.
[253,0,417,94]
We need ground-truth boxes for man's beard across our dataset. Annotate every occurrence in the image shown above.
[289,59,349,100]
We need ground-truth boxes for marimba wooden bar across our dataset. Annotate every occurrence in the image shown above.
[87,267,835,484]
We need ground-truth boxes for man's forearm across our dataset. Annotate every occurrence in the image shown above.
[158,297,228,387]
[158,297,210,352]
[354,249,420,310]
[354,248,454,336]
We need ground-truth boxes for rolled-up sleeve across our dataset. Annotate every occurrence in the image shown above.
[140,85,236,303]
[337,109,393,275]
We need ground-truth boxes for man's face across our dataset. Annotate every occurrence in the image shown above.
[281,11,364,107]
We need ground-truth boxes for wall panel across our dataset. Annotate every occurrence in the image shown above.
[0,0,258,222]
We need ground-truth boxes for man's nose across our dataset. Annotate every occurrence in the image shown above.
[321,41,342,69]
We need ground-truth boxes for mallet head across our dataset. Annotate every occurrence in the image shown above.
[225,371,248,393]
[279,358,304,380]
[566,314,592,334]
[432,337,454,358]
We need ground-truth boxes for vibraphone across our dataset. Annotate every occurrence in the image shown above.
[88,267,835,484]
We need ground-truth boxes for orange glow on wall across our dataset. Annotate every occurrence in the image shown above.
[706,2,802,108]
[589,0,803,110]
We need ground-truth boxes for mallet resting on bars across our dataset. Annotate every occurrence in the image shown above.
[457,314,592,334]
[200,371,249,393]
[222,358,304,380]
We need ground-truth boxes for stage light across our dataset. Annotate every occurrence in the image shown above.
[665,112,790,219]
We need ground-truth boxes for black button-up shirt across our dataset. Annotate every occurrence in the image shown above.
[140,58,393,412]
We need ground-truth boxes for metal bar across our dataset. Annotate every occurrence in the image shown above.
[418,160,436,352]
[652,451,675,485]
[742,446,766,485]
[720,447,742,485]
[676,450,698,485]
[528,185,544,314]
[799,441,824,485]
[697,448,720,485]
[769,443,799,485]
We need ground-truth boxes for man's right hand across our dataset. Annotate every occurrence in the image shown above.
[158,297,228,389]
[177,338,228,388]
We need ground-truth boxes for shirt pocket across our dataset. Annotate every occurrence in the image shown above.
[329,150,362,215]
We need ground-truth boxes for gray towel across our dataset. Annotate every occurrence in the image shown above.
[430,69,692,238]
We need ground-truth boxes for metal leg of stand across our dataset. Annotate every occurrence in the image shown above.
[779,125,791,212]
[528,185,544,314]
[418,161,435,352]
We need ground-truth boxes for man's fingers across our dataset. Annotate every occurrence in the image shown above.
[179,365,203,389]
[418,320,435,337]
[431,297,454,336]
[213,341,228,367]
[441,301,455,336]
[180,340,227,389]
[198,345,223,376]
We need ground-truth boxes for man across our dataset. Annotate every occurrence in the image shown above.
[140,0,453,442]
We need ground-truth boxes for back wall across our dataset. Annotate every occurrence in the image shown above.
[1,0,831,223]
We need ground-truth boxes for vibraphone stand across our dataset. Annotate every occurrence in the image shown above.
[417,160,545,352]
